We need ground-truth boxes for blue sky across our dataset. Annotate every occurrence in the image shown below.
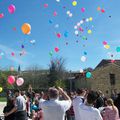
[0,0,120,71]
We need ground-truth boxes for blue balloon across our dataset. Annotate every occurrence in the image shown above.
[64,31,68,37]
[86,72,92,78]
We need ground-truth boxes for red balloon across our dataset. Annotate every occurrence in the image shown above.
[8,76,15,85]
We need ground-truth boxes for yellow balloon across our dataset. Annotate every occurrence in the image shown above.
[104,45,110,49]
[21,23,31,35]
[88,30,92,34]
[89,17,93,21]
[0,87,3,92]
[72,1,77,6]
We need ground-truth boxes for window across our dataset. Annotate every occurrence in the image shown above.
[109,74,116,85]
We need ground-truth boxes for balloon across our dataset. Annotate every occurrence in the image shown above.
[56,0,60,2]
[81,56,87,62]
[66,11,70,15]
[49,20,53,24]
[53,11,57,16]
[11,52,15,56]
[54,47,59,52]
[64,31,68,37]
[88,30,92,34]
[97,6,101,11]
[8,76,15,85]
[101,9,105,13]
[21,23,31,35]
[81,8,85,12]
[86,72,92,78]
[0,87,3,92]
[89,17,93,21]
[104,45,110,49]
[75,30,79,35]
[0,13,4,18]
[69,13,73,17]
[16,78,24,86]
[116,47,120,52]
[56,33,61,38]
[44,4,48,8]
[8,4,16,14]
[103,41,107,45]
[49,51,53,56]
[72,1,77,6]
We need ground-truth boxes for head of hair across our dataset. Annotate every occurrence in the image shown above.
[87,91,99,104]
[48,87,59,99]
[106,98,115,110]
[14,89,20,94]
[76,88,86,95]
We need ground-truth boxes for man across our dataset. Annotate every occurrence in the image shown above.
[40,87,71,120]
[5,89,27,120]
[78,91,103,120]
[73,88,86,120]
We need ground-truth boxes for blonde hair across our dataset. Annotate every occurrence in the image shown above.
[106,98,115,111]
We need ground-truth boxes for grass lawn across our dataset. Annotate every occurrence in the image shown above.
[0,97,6,102]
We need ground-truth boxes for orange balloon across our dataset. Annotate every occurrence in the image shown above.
[21,23,31,34]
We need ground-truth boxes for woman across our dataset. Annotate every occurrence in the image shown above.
[102,98,120,120]
[3,96,15,120]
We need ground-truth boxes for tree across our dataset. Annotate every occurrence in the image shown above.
[48,57,67,87]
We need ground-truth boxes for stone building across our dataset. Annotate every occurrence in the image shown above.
[74,59,120,96]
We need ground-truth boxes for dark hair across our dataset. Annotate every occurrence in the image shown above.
[76,88,86,95]
[48,87,59,99]
[87,91,99,104]
[14,89,20,93]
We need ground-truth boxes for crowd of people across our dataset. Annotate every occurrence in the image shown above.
[2,86,120,120]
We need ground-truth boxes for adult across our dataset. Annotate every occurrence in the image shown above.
[95,90,104,109]
[5,89,28,120]
[78,91,103,120]
[102,98,120,120]
[73,88,86,120]
[40,87,71,120]
[3,95,15,120]
[114,93,120,116]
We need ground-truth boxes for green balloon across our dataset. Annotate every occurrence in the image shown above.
[116,47,120,52]
[86,72,92,78]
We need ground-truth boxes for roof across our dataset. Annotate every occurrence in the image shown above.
[95,59,120,69]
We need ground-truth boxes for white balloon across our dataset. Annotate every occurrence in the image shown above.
[80,20,84,24]
[16,78,24,86]
[77,22,80,26]
[75,30,79,35]
[81,56,87,62]
[74,26,77,29]
[66,11,70,15]
[69,13,73,17]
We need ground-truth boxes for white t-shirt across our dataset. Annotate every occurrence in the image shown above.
[73,96,84,120]
[78,103,103,120]
[41,99,71,120]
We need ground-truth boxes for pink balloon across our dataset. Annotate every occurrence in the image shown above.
[54,47,59,52]
[81,8,85,12]
[8,76,15,85]
[44,4,48,8]
[8,4,16,14]
[56,33,61,38]
[16,78,24,86]
[0,13,4,18]
[53,11,57,16]
[103,41,107,45]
